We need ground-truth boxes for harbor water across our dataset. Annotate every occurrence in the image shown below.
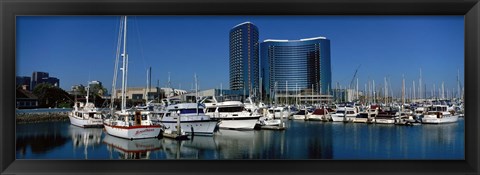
[16,119,464,160]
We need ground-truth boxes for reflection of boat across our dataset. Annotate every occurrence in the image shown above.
[103,134,161,159]
[103,16,162,139]
[213,130,256,159]
[68,125,103,159]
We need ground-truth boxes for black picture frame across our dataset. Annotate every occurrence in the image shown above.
[1,0,479,174]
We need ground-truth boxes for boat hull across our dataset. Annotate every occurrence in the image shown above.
[291,115,306,120]
[422,115,459,124]
[353,118,368,123]
[161,120,218,136]
[331,114,344,122]
[375,118,395,124]
[104,124,162,140]
[217,118,259,130]
[68,114,103,128]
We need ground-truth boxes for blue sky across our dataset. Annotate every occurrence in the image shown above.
[16,16,464,97]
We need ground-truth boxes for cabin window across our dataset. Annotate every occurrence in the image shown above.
[142,115,148,120]
[207,108,216,113]
[180,109,204,114]
[218,107,244,112]
[89,113,94,118]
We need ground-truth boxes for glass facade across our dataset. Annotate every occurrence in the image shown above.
[260,37,331,101]
[229,22,259,97]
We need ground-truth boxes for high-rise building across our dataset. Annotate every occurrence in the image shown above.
[31,71,60,89]
[31,71,49,89]
[260,37,331,101]
[229,22,259,97]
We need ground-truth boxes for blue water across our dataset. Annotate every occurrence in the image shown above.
[16,119,464,159]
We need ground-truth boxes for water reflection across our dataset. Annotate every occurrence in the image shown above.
[16,122,69,158]
[68,125,103,159]
[103,134,162,159]
[16,120,464,159]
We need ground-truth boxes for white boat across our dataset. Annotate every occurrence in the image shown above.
[331,109,345,122]
[204,100,261,130]
[353,112,369,123]
[104,110,162,140]
[344,107,359,122]
[103,16,161,140]
[291,109,309,120]
[268,106,290,119]
[68,102,104,128]
[68,86,104,128]
[422,105,459,124]
[159,103,218,136]
[307,108,330,121]
[331,106,357,122]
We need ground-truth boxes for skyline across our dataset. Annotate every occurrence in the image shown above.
[17,16,464,97]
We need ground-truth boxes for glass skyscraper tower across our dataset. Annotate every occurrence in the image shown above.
[229,22,259,97]
[260,37,331,101]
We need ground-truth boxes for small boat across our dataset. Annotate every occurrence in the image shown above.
[331,108,345,122]
[291,109,309,120]
[204,100,261,130]
[104,110,162,140]
[353,112,369,123]
[159,103,219,136]
[307,108,330,121]
[422,105,459,124]
[68,101,104,128]
[375,107,396,124]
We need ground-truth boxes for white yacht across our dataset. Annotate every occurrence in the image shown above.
[68,101,104,128]
[268,106,290,119]
[375,107,396,124]
[160,103,219,136]
[68,85,104,128]
[422,105,459,124]
[331,106,357,122]
[204,101,261,130]
[103,16,161,140]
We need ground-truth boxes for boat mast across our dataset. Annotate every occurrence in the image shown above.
[121,16,128,112]
[195,73,199,115]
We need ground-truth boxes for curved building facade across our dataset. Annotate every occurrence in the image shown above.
[229,22,259,97]
[260,37,331,101]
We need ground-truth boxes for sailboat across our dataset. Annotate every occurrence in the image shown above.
[103,16,162,140]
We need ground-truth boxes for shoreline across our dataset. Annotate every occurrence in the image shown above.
[16,112,69,124]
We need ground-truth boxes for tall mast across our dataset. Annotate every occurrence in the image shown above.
[121,16,128,112]
[419,68,422,99]
[110,17,124,113]
[195,73,199,115]
[402,74,405,104]
[457,69,460,99]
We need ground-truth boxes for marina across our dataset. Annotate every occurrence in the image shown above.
[15,16,465,161]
